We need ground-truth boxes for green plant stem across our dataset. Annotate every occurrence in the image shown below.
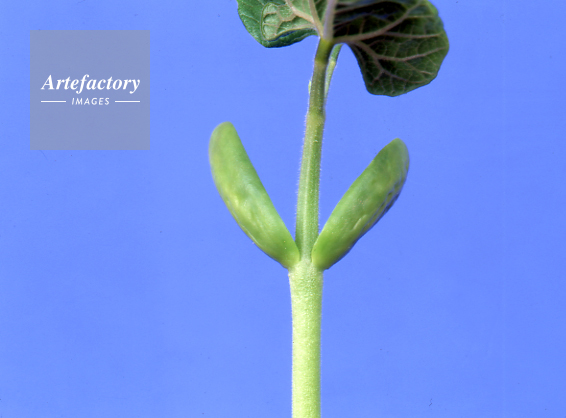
[290,38,338,418]
[289,262,323,418]
[295,38,334,256]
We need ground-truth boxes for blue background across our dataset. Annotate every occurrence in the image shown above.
[1,0,565,417]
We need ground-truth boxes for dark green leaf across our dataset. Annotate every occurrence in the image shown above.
[237,0,317,47]
[328,0,449,96]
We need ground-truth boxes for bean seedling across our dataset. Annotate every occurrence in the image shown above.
[209,1,449,417]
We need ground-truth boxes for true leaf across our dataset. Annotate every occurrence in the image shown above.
[326,0,449,96]
[237,0,317,47]
[237,0,448,95]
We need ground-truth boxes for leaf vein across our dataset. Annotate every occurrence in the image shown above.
[333,1,425,43]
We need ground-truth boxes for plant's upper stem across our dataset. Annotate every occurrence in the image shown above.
[295,38,334,258]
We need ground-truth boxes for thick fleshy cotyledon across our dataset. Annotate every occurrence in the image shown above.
[312,138,410,270]
[209,122,300,269]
